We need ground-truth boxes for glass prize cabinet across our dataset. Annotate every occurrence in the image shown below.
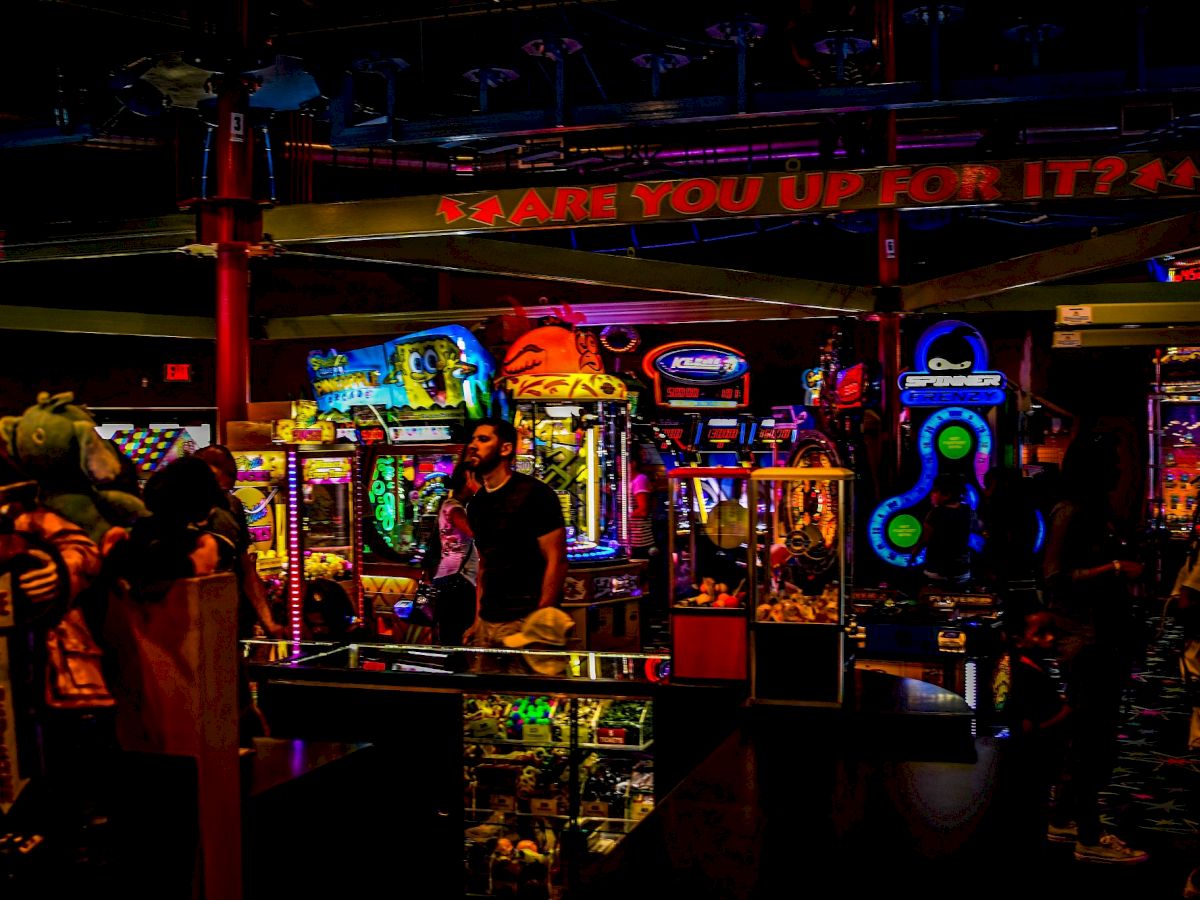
[248,644,670,899]
[751,467,853,706]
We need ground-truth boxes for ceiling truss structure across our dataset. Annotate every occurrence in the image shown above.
[4,2,1200,341]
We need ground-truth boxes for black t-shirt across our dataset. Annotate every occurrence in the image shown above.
[923,503,975,577]
[467,471,565,622]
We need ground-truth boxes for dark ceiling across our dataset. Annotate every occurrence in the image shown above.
[2,0,1200,342]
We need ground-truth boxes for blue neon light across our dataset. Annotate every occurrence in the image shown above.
[1033,508,1046,554]
[913,319,991,371]
[868,407,993,568]
[567,544,622,563]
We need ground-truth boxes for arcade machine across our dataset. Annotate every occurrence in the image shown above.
[862,319,1006,711]
[229,448,288,611]
[332,325,497,637]
[750,415,804,469]
[667,465,753,682]
[641,340,756,678]
[108,426,198,489]
[1148,346,1200,581]
[499,321,644,651]
[285,404,361,643]
[752,466,853,705]
[303,326,497,638]
[228,399,360,643]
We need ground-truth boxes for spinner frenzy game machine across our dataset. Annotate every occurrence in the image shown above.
[500,322,644,651]
[306,325,498,638]
[862,319,1005,710]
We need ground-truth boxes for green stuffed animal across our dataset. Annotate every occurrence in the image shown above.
[0,391,147,546]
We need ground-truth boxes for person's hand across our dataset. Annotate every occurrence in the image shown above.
[17,551,59,604]
[190,533,220,576]
[263,620,287,639]
[463,470,481,498]
[462,619,479,645]
[1117,560,1144,580]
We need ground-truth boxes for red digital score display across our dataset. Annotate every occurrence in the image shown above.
[706,427,741,442]
[163,363,192,382]
[758,427,794,443]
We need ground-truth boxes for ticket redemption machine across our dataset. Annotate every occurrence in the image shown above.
[302,326,498,637]
[864,320,1005,707]
[500,322,644,651]
[229,447,289,613]
[282,411,361,643]
[868,320,1001,574]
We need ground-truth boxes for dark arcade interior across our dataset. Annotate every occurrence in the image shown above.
[3,2,1200,899]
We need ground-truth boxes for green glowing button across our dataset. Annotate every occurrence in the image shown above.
[888,513,922,548]
[937,425,972,460]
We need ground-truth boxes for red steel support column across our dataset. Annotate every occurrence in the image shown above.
[211,64,257,441]
[875,0,903,475]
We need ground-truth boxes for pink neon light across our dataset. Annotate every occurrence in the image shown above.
[287,450,302,645]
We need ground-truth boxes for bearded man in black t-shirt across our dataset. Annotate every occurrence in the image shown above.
[464,418,567,671]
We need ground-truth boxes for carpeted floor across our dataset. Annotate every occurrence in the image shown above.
[1105,615,1200,840]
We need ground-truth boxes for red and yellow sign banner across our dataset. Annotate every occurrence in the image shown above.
[427,153,1200,232]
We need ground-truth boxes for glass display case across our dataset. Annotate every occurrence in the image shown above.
[751,467,853,706]
[463,689,654,897]
[667,467,753,682]
[246,643,675,900]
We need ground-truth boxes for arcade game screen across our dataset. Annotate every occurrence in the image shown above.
[301,455,355,567]
[362,449,459,565]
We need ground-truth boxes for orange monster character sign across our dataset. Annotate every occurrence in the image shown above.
[501,324,603,377]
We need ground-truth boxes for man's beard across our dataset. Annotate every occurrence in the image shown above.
[468,449,503,475]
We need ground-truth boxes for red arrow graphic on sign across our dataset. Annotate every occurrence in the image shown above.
[1169,158,1200,190]
[469,195,506,225]
[436,196,467,223]
[1130,158,1169,193]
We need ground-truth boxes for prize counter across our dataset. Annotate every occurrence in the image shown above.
[247,643,741,899]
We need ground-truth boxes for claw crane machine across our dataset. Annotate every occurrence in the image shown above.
[644,340,755,681]
[751,466,853,706]
[499,320,644,651]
